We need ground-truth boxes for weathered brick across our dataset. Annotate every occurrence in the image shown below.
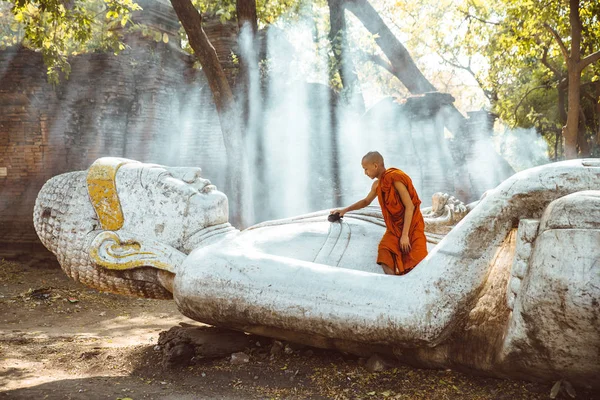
[0,41,226,248]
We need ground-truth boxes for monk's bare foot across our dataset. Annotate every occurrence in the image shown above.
[381,264,395,275]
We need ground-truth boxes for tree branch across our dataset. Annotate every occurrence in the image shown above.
[457,9,501,26]
[541,46,563,79]
[357,49,395,75]
[582,89,596,104]
[513,85,549,122]
[343,0,436,94]
[580,50,600,70]
[543,23,569,61]
[436,52,494,102]
[437,52,469,72]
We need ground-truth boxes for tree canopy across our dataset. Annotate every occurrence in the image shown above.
[1,0,598,157]
[1,0,141,82]
[383,0,600,157]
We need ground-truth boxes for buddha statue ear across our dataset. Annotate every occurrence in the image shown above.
[89,230,185,274]
[86,157,184,273]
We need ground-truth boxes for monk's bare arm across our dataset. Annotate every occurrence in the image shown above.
[332,181,378,217]
[394,181,414,253]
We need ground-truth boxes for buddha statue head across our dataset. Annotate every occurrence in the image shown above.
[33,157,229,299]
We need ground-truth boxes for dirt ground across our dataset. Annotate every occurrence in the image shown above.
[1,259,598,400]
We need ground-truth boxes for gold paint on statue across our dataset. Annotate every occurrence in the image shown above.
[86,158,136,231]
[89,231,175,272]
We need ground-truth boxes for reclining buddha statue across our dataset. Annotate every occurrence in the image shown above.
[34,157,600,387]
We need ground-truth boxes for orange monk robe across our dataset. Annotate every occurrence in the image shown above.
[376,168,428,275]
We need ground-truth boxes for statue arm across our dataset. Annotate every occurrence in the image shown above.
[177,161,600,349]
[175,245,448,346]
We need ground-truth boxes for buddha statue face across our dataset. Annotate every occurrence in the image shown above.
[114,162,229,251]
[34,158,229,299]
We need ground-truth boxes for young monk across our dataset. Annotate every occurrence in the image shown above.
[331,151,427,275]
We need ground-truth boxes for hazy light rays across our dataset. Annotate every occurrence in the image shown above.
[494,126,549,172]
[241,14,339,222]
[262,79,311,220]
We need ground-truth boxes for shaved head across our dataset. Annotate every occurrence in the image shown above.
[362,151,384,165]
[361,151,386,180]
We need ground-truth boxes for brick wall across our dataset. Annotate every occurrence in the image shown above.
[0,38,226,254]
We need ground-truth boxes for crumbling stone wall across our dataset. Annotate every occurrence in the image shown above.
[0,39,225,254]
[360,93,514,204]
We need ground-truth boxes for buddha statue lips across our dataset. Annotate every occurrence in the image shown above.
[34,157,600,388]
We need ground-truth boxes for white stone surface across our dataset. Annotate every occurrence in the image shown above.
[500,191,600,384]
[506,219,539,309]
[421,192,473,234]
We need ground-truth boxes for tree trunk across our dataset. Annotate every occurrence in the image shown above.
[343,0,433,93]
[564,66,581,159]
[342,0,468,137]
[327,0,358,207]
[577,105,590,156]
[235,0,264,224]
[170,0,251,227]
[554,128,560,161]
[596,84,600,147]
[236,0,258,34]
[557,80,568,124]
[546,0,600,158]
[328,0,364,112]
[235,0,258,123]
[563,0,583,159]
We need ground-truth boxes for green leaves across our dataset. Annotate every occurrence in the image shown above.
[2,0,141,83]
[191,0,306,27]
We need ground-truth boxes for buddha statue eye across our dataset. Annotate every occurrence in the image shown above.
[162,167,203,184]
[139,167,174,189]
[157,170,174,180]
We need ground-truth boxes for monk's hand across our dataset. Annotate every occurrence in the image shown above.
[399,235,411,254]
[330,209,346,217]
